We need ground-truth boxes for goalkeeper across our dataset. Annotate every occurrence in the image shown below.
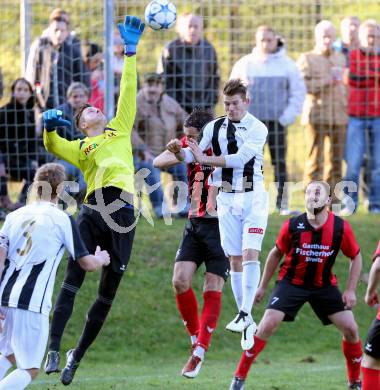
[42,16,144,386]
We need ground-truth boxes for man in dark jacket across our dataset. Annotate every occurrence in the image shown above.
[25,10,90,110]
[157,14,220,114]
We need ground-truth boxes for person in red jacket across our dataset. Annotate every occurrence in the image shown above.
[343,20,380,214]
[362,241,380,390]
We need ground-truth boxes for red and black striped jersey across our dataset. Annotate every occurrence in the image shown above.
[275,212,360,288]
[181,136,217,219]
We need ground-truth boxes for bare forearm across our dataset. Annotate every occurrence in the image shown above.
[153,150,180,168]
[199,155,226,167]
[260,247,282,289]
[367,257,380,295]
[346,254,362,291]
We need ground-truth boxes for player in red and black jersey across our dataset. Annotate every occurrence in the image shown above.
[229,181,363,390]
[153,108,230,379]
[362,241,380,390]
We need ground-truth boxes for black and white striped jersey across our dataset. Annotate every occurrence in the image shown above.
[183,112,268,192]
[0,201,89,316]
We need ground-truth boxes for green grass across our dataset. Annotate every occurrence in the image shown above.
[26,213,379,389]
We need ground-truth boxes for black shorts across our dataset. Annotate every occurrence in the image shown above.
[175,218,230,281]
[266,280,346,325]
[78,187,136,274]
[364,318,380,358]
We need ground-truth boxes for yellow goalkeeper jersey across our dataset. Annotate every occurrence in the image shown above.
[44,56,136,201]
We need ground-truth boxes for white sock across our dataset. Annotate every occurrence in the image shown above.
[230,271,243,310]
[0,369,32,390]
[190,335,197,345]
[240,260,261,315]
[193,345,205,360]
[0,356,12,380]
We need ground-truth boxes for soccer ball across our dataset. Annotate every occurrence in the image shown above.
[144,0,177,30]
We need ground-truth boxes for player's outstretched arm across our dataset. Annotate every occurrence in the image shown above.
[78,246,110,272]
[153,150,181,169]
[108,16,145,136]
[43,109,81,168]
[255,246,283,304]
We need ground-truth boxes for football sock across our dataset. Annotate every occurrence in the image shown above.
[197,291,222,351]
[49,284,78,351]
[175,288,199,338]
[0,356,12,380]
[0,369,31,389]
[342,338,362,383]
[235,336,267,379]
[240,261,261,315]
[230,271,243,310]
[190,335,198,345]
[362,367,380,390]
[74,296,113,362]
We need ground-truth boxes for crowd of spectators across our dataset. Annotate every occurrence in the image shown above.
[0,8,379,217]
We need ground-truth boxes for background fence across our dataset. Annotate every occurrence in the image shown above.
[0,0,379,210]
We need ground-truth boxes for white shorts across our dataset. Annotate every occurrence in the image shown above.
[216,188,269,256]
[0,307,49,369]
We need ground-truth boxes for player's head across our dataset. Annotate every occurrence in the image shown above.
[75,104,107,136]
[183,108,214,142]
[177,14,203,45]
[223,79,249,122]
[256,25,278,54]
[67,82,89,110]
[314,20,336,53]
[34,163,66,202]
[305,181,331,216]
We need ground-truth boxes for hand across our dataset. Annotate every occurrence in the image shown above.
[342,289,357,309]
[43,109,71,131]
[166,139,182,154]
[95,245,110,267]
[187,138,204,164]
[365,290,379,307]
[254,286,266,304]
[117,16,145,55]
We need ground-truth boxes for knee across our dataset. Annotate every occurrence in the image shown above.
[258,316,281,340]
[172,275,191,294]
[204,274,224,292]
[342,323,359,343]
[27,368,39,380]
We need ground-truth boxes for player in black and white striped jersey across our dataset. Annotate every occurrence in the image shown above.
[167,79,269,351]
[0,163,109,390]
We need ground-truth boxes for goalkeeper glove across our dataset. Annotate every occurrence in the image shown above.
[43,109,71,131]
[117,15,145,55]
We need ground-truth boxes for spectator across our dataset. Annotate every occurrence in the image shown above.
[157,13,220,114]
[297,20,347,200]
[333,16,361,66]
[343,19,380,214]
[82,41,104,112]
[0,78,38,206]
[55,82,88,200]
[132,72,188,218]
[25,8,90,110]
[231,26,306,213]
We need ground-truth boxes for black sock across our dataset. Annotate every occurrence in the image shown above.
[74,296,113,361]
[49,287,77,352]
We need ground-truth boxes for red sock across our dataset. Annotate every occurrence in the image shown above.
[362,367,380,390]
[197,291,222,350]
[342,339,363,383]
[175,288,199,337]
[235,336,267,379]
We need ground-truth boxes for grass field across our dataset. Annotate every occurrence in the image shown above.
[26,213,379,389]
